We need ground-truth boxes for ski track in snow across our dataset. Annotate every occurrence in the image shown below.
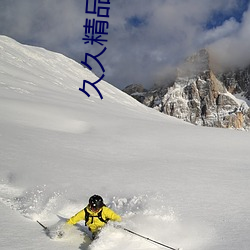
[0,180,211,250]
[0,99,91,134]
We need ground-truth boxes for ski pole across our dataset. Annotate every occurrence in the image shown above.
[37,220,48,231]
[122,227,180,250]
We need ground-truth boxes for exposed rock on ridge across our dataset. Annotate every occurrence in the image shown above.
[123,49,250,130]
[217,66,250,100]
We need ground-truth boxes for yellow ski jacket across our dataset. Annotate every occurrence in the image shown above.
[67,206,121,233]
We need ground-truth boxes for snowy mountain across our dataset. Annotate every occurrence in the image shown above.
[124,49,250,130]
[0,36,250,250]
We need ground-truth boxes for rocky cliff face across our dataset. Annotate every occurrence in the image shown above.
[217,66,250,99]
[123,49,250,130]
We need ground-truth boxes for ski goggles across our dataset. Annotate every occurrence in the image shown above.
[89,204,101,212]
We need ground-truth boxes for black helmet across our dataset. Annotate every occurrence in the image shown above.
[89,195,104,210]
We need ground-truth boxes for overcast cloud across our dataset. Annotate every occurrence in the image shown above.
[0,0,249,89]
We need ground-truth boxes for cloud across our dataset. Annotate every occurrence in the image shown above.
[0,0,249,89]
[200,18,240,45]
[0,1,86,55]
[209,4,250,69]
[105,0,249,87]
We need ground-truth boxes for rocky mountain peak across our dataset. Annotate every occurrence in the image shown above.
[123,49,250,130]
[177,48,210,78]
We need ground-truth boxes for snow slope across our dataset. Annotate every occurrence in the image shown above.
[0,35,250,250]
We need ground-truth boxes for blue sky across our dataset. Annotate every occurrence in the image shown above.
[126,15,148,28]
[0,0,249,89]
[206,0,249,28]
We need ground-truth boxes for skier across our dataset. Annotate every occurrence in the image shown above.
[66,194,122,239]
